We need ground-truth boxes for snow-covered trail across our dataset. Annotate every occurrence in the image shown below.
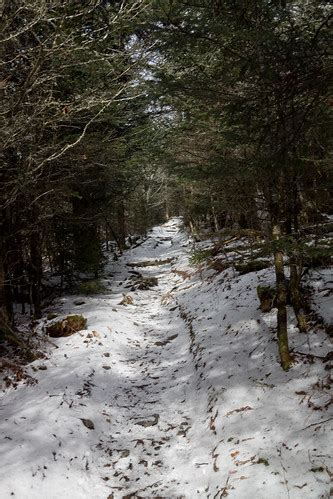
[1,218,332,499]
[0,218,211,498]
[88,220,209,496]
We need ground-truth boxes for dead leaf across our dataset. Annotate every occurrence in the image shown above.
[80,418,95,430]
[136,414,159,427]
[225,406,253,417]
[236,455,256,466]
[118,294,134,306]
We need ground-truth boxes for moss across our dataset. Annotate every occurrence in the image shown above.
[257,457,269,466]
[47,315,87,338]
[47,312,58,320]
[77,280,106,295]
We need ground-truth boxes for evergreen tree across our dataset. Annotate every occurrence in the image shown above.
[144,0,332,369]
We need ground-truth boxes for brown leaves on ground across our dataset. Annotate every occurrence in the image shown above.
[1,357,38,389]
[161,291,173,305]
[119,294,134,306]
[171,269,192,280]
[154,334,178,347]
[135,414,159,427]
[225,406,253,417]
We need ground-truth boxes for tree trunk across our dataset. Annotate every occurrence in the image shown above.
[164,199,170,221]
[0,207,13,333]
[273,224,292,370]
[164,179,170,220]
[103,216,123,254]
[188,217,199,240]
[0,256,11,336]
[30,229,43,319]
[210,197,219,232]
[117,198,126,252]
[289,254,307,332]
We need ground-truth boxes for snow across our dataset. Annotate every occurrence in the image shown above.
[0,218,332,498]
[307,268,333,332]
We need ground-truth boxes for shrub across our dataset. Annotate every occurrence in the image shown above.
[303,246,332,269]
[76,280,106,295]
[189,248,212,266]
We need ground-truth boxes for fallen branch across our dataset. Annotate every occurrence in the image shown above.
[299,417,333,431]
[126,257,175,268]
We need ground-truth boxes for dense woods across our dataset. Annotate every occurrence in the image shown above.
[0,0,332,371]
[0,1,159,338]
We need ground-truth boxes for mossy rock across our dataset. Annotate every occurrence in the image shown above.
[47,315,87,338]
[77,280,106,295]
[257,285,276,312]
[235,259,271,275]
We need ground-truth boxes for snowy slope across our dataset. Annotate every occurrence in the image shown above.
[0,218,331,498]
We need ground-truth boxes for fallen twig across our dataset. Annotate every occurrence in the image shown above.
[299,417,333,431]
[126,257,175,268]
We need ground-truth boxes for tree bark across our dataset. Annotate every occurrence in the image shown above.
[30,229,43,319]
[0,255,11,336]
[103,216,123,254]
[0,207,13,333]
[289,254,307,332]
[117,198,126,252]
[273,224,292,370]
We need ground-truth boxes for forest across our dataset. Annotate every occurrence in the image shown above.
[0,1,332,498]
